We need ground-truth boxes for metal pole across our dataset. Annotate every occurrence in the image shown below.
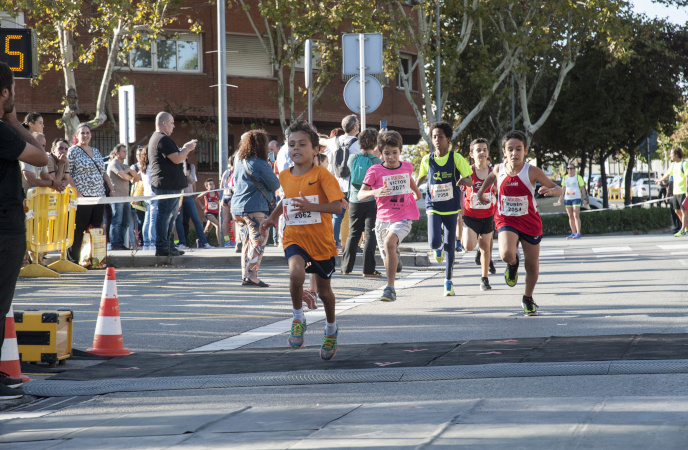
[217,0,229,243]
[511,74,515,131]
[123,91,129,165]
[359,33,366,130]
[306,40,313,124]
[436,0,441,121]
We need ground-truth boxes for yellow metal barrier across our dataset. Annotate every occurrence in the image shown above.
[608,187,621,200]
[20,186,86,277]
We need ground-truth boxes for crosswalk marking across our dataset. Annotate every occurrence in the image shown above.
[657,244,688,250]
[592,246,632,253]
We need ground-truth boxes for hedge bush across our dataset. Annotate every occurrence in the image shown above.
[541,206,671,236]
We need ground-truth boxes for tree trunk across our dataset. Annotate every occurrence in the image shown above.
[86,20,124,131]
[625,150,635,207]
[600,155,607,209]
[58,25,80,140]
[588,157,593,196]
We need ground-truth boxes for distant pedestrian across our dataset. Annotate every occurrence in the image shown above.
[175,161,210,249]
[138,147,157,251]
[220,157,236,248]
[147,112,197,257]
[195,178,221,248]
[554,164,589,239]
[107,143,140,250]
[231,130,280,287]
[656,147,688,236]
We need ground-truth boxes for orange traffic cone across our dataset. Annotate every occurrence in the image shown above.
[0,305,29,382]
[86,267,131,357]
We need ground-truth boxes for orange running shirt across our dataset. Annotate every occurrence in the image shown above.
[279,164,345,261]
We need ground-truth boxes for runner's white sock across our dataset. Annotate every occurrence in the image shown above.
[325,320,337,335]
[293,308,305,322]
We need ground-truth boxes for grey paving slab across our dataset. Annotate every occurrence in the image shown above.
[172,430,312,450]
[49,435,188,449]
[204,404,358,433]
[0,414,113,443]
[67,408,244,438]
[0,440,61,450]
[291,400,480,449]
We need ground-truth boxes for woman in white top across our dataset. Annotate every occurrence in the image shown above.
[139,146,157,250]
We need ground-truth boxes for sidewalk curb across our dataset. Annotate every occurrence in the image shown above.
[23,359,688,397]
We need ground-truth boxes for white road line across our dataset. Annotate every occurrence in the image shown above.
[594,254,639,258]
[658,244,688,250]
[592,246,632,253]
[671,252,688,255]
[188,270,440,352]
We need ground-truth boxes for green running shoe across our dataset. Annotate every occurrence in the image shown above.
[434,248,444,263]
[320,328,338,360]
[522,296,538,316]
[505,258,519,287]
[444,280,455,296]
[288,319,307,348]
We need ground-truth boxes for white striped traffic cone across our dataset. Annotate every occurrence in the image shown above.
[86,267,131,357]
[0,305,29,382]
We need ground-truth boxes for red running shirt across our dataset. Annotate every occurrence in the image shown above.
[494,162,542,237]
[463,165,497,219]
[204,192,220,214]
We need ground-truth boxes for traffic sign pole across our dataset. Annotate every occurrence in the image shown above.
[359,34,366,130]
[305,40,313,125]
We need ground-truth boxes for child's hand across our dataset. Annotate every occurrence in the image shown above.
[553,200,561,206]
[477,192,490,205]
[291,192,313,212]
[374,182,391,198]
[339,198,349,210]
[538,185,557,197]
[259,219,270,235]
[456,177,471,187]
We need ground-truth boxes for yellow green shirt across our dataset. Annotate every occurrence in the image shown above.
[418,151,473,215]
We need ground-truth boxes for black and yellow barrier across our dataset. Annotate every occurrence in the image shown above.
[20,187,87,277]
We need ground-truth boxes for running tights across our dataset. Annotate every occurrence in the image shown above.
[428,213,457,280]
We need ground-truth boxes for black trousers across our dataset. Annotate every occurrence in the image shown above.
[341,200,378,274]
[0,235,25,359]
[69,203,105,262]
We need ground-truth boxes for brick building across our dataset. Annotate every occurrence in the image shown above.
[9,2,421,187]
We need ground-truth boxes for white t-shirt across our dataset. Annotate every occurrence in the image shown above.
[324,135,360,192]
[275,143,293,173]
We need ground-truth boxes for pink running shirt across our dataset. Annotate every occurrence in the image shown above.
[362,161,419,223]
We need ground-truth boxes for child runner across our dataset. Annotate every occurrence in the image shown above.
[358,130,422,302]
[461,138,497,291]
[260,120,344,360]
[477,130,562,316]
[415,121,472,296]
[196,179,222,247]
[554,164,588,239]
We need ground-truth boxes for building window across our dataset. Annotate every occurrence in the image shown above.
[118,34,201,73]
[197,136,235,173]
[397,54,414,91]
[226,34,273,78]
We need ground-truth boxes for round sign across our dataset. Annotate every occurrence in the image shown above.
[343,75,383,115]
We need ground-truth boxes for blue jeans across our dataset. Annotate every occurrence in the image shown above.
[143,201,158,247]
[109,202,131,247]
[152,187,182,252]
[332,206,345,246]
[175,195,208,247]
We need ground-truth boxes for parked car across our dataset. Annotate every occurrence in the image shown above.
[534,183,602,214]
[633,178,660,200]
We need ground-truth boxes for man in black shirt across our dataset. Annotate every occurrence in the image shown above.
[0,62,49,400]
[148,112,197,256]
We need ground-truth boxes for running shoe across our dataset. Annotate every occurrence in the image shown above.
[0,384,23,400]
[456,242,466,253]
[572,233,581,239]
[224,240,236,248]
[288,319,307,348]
[396,247,403,273]
[363,270,382,278]
[489,260,496,275]
[302,290,318,310]
[444,280,455,296]
[566,233,575,239]
[177,244,190,250]
[475,249,481,266]
[380,286,396,302]
[676,230,688,237]
[0,371,23,388]
[480,277,491,291]
[522,296,539,316]
[504,257,519,287]
[203,243,213,249]
[434,248,444,263]
[320,328,338,360]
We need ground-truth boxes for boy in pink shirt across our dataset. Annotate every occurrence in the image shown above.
[358,130,421,302]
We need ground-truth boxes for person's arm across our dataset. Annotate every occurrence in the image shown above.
[290,194,342,214]
[259,199,284,235]
[165,139,197,164]
[476,166,499,204]
[554,179,564,206]
[195,193,205,209]
[531,167,562,197]
[579,175,589,205]
[103,173,115,197]
[656,167,671,184]
[415,156,429,186]
[455,153,473,186]
[358,183,391,201]
[410,177,422,201]
[23,170,54,188]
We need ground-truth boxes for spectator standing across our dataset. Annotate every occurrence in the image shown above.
[176,161,210,249]
[129,146,146,248]
[0,63,48,399]
[22,112,43,133]
[325,115,359,249]
[231,130,280,287]
[107,144,140,250]
[67,123,114,262]
[341,128,381,277]
[139,147,157,251]
[220,157,236,247]
[147,112,197,257]
[21,132,63,193]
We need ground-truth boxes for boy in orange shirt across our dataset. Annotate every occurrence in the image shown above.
[260,121,345,360]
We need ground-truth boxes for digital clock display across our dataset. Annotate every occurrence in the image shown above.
[0,29,38,79]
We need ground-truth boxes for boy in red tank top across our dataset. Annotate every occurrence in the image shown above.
[477,131,561,316]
